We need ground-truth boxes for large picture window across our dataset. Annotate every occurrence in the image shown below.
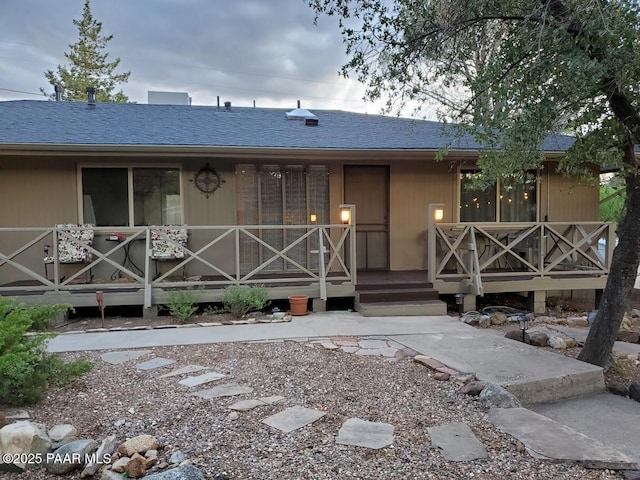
[81,167,181,226]
[460,170,537,222]
[236,164,330,272]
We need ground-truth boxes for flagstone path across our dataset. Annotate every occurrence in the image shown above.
[96,335,494,458]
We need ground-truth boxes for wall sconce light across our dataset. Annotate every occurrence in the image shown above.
[433,208,444,221]
[310,213,317,223]
[340,209,351,224]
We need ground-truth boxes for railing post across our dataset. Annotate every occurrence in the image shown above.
[339,204,357,285]
[318,227,327,300]
[144,227,152,308]
[427,204,444,284]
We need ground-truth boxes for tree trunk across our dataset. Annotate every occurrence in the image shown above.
[578,171,640,366]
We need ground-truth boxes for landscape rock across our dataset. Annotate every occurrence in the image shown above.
[490,312,508,326]
[170,450,185,464]
[460,381,487,396]
[451,372,476,385]
[478,315,491,328]
[629,383,640,402]
[617,331,640,344]
[461,314,480,326]
[632,309,640,318]
[547,336,568,349]
[101,470,123,480]
[434,372,450,381]
[479,384,522,409]
[111,456,130,473]
[608,383,630,397]
[413,355,444,371]
[527,331,549,347]
[81,435,117,477]
[0,420,52,471]
[504,329,524,342]
[48,424,77,445]
[127,452,147,478]
[143,464,206,479]
[118,434,159,457]
[46,439,98,475]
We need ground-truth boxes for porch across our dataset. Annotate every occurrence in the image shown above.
[0,217,615,314]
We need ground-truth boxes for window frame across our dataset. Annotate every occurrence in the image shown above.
[457,167,540,223]
[77,163,184,227]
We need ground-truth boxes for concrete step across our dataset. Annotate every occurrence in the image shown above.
[357,288,440,303]
[356,280,433,291]
[355,300,447,317]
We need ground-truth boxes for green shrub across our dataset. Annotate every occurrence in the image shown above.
[165,289,198,323]
[222,285,268,318]
[0,296,93,406]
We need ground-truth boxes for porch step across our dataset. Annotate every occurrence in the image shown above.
[357,287,440,303]
[356,280,434,291]
[355,300,447,317]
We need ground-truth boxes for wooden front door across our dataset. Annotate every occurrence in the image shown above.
[344,166,389,270]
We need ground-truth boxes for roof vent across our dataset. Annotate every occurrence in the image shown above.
[86,86,96,108]
[305,118,319,126]
[224,101,231,111]
[286,108,317,121]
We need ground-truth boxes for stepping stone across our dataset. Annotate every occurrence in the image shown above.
[260,395,285,405]
[427,422,487,461]
[336,418,394,449]
[262,406,326,433]
[358,339,389,349]
[342,347,359,353]
[229,399,267,412]
[192,383,254,399]
[356,347,399,358]
[488,408,638,469]
[178,371,226,387]
[320,342,340,350]
[135,357,176,371]
[158,365,208,378]
[100,350,152,365]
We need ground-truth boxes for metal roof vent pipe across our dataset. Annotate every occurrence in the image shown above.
[54,85,62,102]
[87,86,96,108]
[224,101,231,111]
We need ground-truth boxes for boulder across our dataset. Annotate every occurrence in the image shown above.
[547,336,568,349]
[617,331,640,344]
[479,384,522,409]
[478,315,491,328]
[0,420,52,471]
[81,434,118,477]
[608,383,630,397]
[111,456,130,473]
[101,470,123,480]
[48,424,77,445]
[118,434,159,457]
[504,329,525,342]
[460,381,487,396]
[451,372,476,385]
[490,312,508,326]
[170,450,185,464]
[632,309,640,318]
[527,331,549,347]
[45,439,98,475]
[127,453,147,478]
[143,464,206,480]
[629,383,640,403]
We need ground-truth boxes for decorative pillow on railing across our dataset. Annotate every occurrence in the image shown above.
[44,224,94,264]
[150,226,188,260]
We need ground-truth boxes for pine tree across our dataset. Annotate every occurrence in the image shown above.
[42,0,130,102]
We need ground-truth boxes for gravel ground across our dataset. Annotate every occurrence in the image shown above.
[0,340,624,480]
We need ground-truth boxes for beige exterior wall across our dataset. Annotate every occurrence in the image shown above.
[541,162,599,221]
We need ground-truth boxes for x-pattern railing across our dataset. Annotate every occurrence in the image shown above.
[431,221,615,295]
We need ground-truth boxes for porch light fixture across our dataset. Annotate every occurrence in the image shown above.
[310,213,317,223]
[519,316,529,342]
[340,208,351,224]
[433,208,444,221]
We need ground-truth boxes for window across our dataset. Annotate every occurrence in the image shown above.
[81,167,181,226]
[460,170,537,222]
[236,164,330,272]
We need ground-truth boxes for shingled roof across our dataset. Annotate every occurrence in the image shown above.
[0,99,575,152]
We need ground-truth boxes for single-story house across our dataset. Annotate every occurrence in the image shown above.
[0,97,613,315]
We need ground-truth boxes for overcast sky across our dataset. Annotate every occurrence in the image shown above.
[0,0,411,115]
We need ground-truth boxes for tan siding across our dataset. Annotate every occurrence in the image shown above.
[389,160,454,271]
[0,156,78,227]
[543,163,599,221]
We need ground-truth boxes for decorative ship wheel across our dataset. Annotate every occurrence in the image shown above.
[191,163,225,198]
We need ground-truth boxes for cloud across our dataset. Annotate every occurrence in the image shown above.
[0,0,390,113]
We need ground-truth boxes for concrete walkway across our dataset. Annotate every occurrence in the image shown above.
[46,311,640,469]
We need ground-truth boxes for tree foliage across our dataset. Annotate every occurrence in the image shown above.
[310,0,640,366]
[42,0,130,102]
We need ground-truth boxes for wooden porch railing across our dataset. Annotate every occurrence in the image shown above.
[0,224,356,307]
[427,221,616,296]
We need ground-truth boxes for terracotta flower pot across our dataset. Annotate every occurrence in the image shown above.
[288,295,309,316]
